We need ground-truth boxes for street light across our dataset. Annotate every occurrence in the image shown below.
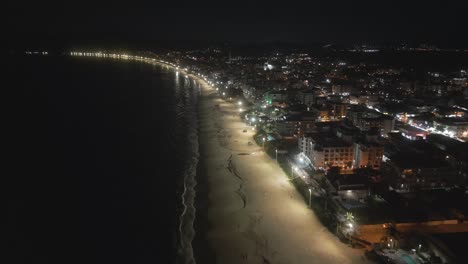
[262,137,266,150]
[291,166,297,177]
[308,188,312,207]
[275,149,278,163]
[238,101,242,106]
[250,117,255,126]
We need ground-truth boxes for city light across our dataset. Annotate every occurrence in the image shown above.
[54,40,468,264]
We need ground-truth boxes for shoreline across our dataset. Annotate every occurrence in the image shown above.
[67,53,367,263]
[192,126,217,264]
[192,73,217,263]
[135,60,214,264]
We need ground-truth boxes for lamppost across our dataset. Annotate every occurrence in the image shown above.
[308,188,312,208]
[275,149,278,163]
[291,166,297,177]
[250,117,255,126]
[262,137,266,150]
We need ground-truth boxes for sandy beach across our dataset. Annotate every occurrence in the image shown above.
[194,76,369,264]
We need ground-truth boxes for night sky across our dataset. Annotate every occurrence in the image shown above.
[7,1,468,49]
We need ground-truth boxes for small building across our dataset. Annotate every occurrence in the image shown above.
[300,133,354,169]
[349,94,379,106]
[382,154,458,192]
[275,112,317,137]
[355,115,395,136]
[297,89,316,106]
[332,83,353,94]
[264,90,289,104]
[354,142,384,169]
[331,102,348,119]
[326,169,373,202]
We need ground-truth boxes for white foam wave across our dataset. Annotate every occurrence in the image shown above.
[176,81,200,264]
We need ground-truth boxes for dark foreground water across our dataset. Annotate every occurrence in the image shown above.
[7,55,200,264]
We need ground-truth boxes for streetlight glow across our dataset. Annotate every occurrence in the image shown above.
[291,166,297,177]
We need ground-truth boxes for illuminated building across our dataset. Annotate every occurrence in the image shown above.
[300,133,354,169]
[354,142,384,169]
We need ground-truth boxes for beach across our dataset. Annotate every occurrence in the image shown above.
[194,76,369,264]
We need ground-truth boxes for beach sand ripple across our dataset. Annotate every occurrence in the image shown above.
[196,75,369,264]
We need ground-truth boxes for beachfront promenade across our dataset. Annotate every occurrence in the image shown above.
[196,74,369,264]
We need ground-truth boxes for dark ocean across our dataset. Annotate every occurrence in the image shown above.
[7,55,200,264]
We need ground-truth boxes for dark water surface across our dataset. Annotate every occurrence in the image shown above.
[7,55,200,264]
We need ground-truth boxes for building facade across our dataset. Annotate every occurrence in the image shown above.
[300,134,354,169]
[354,142,384,169]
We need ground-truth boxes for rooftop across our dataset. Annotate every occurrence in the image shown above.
[308,133,353,148]
[389,153,449,169]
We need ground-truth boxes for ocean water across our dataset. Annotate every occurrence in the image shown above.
[7,55,200,264]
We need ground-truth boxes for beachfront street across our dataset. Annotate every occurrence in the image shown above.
[197,75,369,264]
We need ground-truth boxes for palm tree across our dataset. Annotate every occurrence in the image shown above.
[346,212,355,223]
